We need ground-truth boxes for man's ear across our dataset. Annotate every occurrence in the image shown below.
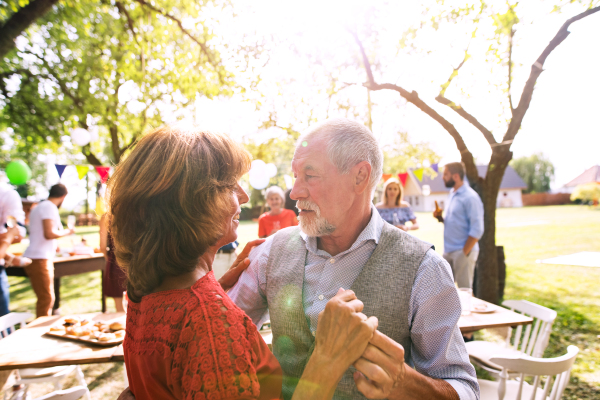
[353,161,372,194]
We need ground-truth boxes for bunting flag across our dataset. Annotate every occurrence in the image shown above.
[76,165,89,180]
[381,173,393,182]
[95,166,110,183]
[55,164,67,178]
[398,172,409,186]
[413,168,424,181]
[431,163,439,173]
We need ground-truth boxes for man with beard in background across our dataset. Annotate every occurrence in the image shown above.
[433,162,484,290]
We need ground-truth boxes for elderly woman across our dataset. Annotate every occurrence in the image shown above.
[109,126,378,400]
[375,178,419,231]
[258,186,298,238]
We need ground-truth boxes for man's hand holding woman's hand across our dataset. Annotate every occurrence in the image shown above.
[353,330,407,399]
[218,238,265,292]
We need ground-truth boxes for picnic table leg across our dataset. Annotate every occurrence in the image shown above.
[53,276,61,315]
[102,270,106,313]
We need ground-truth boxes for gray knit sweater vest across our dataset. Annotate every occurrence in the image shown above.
[265,223,432,400]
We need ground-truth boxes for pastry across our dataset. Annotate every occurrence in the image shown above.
[80,319,90,326]
[49,325,65,332]
[114,330,125,338]
[98,333,116,342]
[64,317,80,325]
[66,327,80,336]
[109,322,124,331]
[77,328,92,337]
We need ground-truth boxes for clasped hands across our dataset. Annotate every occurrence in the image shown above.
[314,288,407,399]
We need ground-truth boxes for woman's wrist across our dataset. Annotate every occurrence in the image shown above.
[297,350,344,399]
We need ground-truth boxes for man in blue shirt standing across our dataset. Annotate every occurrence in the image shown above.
[433,162,484,289]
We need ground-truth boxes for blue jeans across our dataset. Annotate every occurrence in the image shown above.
[0,266,9,316]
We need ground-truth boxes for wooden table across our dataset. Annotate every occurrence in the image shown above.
[0,312,125,372]
[6,254,107,313]
[458,298,532,334]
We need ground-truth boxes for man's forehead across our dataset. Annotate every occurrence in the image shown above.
[292,137,328,171]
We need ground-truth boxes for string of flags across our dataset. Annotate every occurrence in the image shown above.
[382,163,439,186]
[55,164,111,183]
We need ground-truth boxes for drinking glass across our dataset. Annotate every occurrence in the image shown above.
[122,291,128,314]
[458,288,472,316]
[67,215,76,230]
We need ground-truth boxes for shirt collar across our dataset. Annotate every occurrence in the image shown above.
[450,182,469,195]
[300,205,384,256]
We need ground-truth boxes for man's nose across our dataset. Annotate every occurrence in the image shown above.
[290,181,306,201]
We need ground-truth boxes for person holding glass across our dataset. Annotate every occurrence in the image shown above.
[375,177,419,231]
[23,184,74,317]
[258,185,298,238]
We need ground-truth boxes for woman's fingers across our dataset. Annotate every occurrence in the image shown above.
[237,239,265,259]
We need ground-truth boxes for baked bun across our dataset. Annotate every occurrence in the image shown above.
[109,322,124,331]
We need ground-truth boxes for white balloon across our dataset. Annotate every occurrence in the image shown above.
[249,173,270,190]
[265,163,277,178]
[284,174,293,190]
[251,160,266,171]
[71,128,91,146]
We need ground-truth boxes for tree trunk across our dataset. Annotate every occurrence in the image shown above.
[474,148,512,304]
[0,0,60,59]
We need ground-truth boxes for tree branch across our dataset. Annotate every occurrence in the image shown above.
[503,5,600,143]
[435,95,497,145]
[132,0,222,81]
[353,31,480,185]
[508,27,515,114]
[115,1,145,71]
[0,0,59,59]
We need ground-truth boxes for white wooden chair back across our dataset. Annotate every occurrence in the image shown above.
[503,300,557,358]
[491,345,579,400]
[34,386,88,400]
[0,312,34,338]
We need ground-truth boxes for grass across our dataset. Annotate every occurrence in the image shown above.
[4,206,599,399]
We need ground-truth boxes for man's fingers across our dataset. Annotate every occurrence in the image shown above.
[360,343,403,379]
[334,289,357,302]
[353,370,386,399]
[369,330,404,360]
[364,316,378,332]
[345,299,365,313]
[354,358,390,384]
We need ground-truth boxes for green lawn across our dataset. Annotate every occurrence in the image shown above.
[5,205,600,399]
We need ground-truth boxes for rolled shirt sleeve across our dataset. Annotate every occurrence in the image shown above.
[467,196,484,240]
[0,187,26,236]
[409,249,480,400]
[227,237,272,329]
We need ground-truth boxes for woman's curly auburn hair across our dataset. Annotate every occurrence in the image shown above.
[106,125,251,302]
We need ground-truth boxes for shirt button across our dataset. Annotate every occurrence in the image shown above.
[318,295,324,301]
[312,331,316,337]
[329,259,335,264]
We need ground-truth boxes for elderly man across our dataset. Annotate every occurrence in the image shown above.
[230,118,479,400]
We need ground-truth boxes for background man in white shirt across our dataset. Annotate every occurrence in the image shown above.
[23,184,74,317]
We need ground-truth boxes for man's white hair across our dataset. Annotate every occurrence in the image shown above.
[297,118,383,195]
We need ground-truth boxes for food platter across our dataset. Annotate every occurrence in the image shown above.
[44,316,125,347]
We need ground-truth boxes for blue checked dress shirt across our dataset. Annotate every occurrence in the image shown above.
[229,207,479,400]
[443,183,484,253]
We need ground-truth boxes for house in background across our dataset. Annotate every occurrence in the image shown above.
[398,165,526,212]
[559,165,600,194]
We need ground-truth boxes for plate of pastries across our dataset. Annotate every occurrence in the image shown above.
[45,316,126,346]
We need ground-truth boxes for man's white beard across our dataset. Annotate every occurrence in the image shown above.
[296,200,336,237]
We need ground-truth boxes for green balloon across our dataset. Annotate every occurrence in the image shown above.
[6,160,32,185]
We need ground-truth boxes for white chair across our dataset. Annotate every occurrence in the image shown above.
[478,345,579,400]
[0,313,90,400]
[466,300,557,377]
[9,386,88,400]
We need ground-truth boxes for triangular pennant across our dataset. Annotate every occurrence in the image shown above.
[431,163,439,173]
[413,168,424,181]
[95,166,110,184]
[398,172,409,186]
[55,164,67,178]
[382,173,393,182]
[76,165,89,180]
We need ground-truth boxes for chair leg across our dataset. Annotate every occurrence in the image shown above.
[74,366,91,400]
